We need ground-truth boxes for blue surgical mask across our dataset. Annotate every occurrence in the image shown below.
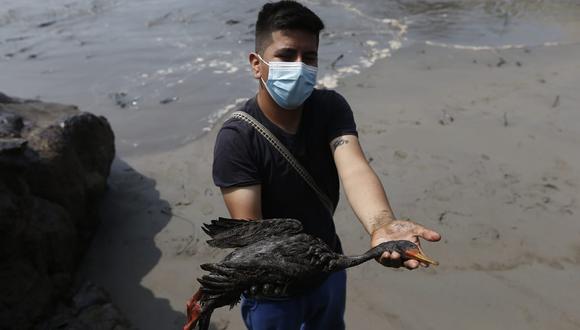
[257,54,318,110]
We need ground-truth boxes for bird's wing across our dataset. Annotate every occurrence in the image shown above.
[197,263,284,304]
[198,236,336,300]
[203,218,303,248]
[198,262,307,301]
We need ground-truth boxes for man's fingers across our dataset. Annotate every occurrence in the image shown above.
[403,259,420,269]
[379,251,390,262]
[423,228,442,242]
[411,223,441,242]
[378,252,424,269]
[380,258,421,269]
[380,257,402,268]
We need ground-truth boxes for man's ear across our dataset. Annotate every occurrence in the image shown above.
[249,53,263,80]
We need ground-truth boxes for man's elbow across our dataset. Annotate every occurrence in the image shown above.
[339,160,376,183]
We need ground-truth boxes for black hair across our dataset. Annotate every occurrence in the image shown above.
[255,1,325,54]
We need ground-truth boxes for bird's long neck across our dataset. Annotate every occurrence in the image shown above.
[331,244,391,271]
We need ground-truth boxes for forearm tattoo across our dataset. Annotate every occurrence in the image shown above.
[332,138,349,151]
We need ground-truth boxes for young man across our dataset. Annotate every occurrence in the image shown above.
[212,1,441,329]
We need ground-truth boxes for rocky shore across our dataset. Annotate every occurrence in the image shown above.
[0,93,129,329]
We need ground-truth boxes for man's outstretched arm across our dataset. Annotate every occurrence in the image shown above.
[331,135,441,269]
[221,185,262,220]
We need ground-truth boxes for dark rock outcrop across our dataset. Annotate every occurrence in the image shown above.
[0,93,117,329]
[37,282,132,330]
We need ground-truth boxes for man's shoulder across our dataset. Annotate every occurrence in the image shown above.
[218,98,257,135]
[309,89,350,110]
[310,88,344,101]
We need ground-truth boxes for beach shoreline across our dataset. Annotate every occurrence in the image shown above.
[80,41,580,329]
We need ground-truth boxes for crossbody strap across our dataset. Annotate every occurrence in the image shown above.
[230,111,335,216]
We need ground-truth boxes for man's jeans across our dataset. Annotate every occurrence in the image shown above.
[240,270,346,330]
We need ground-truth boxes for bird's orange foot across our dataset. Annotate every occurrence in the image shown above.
[183,289,203,330]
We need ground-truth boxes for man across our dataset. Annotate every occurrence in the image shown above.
[212,1,441,329]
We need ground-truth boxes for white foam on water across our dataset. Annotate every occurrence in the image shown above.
[318,33,406,87]
[208,60,238,74]
[203,97,249,132]
[365,40,378,47]
[317,40,397,89]
[389,40,402,50]
[425,40,574,51]
[316,63,358,89]
[425,40,528,50]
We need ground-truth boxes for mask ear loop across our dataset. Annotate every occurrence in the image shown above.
[254,53,270,85]
[255,53,280,105]
[255,53,270,66]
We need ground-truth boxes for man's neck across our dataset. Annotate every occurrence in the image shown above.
[256,87,303,134]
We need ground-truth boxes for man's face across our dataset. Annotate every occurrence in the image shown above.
[251,29,319,82]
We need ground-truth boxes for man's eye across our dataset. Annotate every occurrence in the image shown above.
[304,58,317,64]
[281,56,295,62]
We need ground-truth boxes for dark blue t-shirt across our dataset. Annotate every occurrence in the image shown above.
[212,89,358,252]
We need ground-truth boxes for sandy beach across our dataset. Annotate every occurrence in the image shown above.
[79,41,580,330]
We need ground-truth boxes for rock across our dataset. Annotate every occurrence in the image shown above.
[0,92,17,103]
[0,138,27,153]
[496,57,506,67]
[37,20,58,28]
[38,282,132,330]
[73,281,111,312]
[225,19,240,25]
[0,93,116,329]
[160,96,179,105]
[438,110,454,126]
[109,92,139,109]
[0,111,24,137]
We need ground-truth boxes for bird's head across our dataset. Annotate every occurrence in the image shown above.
[380,240,439,266]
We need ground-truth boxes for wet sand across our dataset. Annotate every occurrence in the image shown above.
[80,42,580,329]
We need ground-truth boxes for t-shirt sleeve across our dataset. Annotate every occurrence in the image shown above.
[212,125,261,188]
[326,91,358,142]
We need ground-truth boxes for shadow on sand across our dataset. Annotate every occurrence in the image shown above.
[78,158,185,329]
[79,156,234,330]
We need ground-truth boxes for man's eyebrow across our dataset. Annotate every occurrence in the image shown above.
[273,48,298,57]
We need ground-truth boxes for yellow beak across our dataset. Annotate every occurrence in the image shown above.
[404,248,439,266]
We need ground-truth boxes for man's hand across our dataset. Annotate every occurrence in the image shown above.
[370,219,441,269]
